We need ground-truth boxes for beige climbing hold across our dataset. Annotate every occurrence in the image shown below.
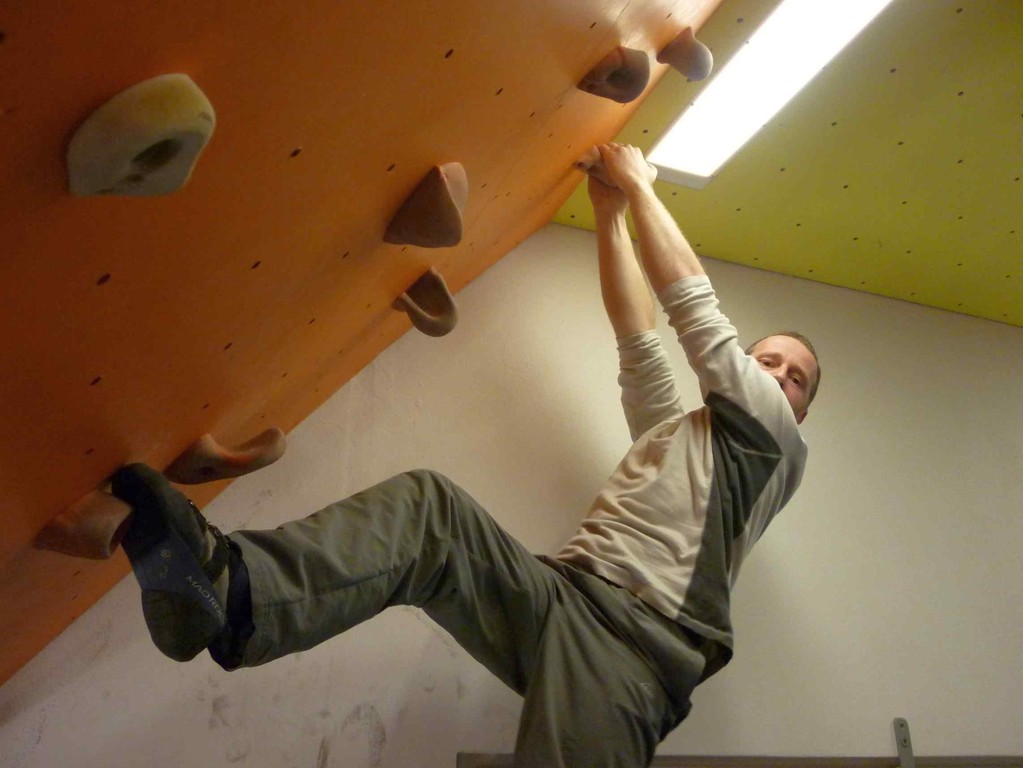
[67,73,215,197]
[384,163,468,248]
[578,47,650,104]
[393,267,458,337]
[657,27,714,82]
[163,428,287,484]
[35,490,133,559]
[574,146,657,188]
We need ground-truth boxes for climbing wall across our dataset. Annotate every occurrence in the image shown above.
[0,0,724,685]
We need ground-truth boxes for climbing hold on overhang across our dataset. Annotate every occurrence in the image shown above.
[385,163,469,248]
[67,73,216,197]
[163,428,287,484]
[35,489,133,559]
[657,27,714,82]
[578,47,650,104]
[393,267,458,337]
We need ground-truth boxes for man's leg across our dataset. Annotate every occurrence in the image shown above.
[113,464,557,682]
[219,469,560,692]
[510,576,699,768]
[223,468,695,768]
[115,464,694,766]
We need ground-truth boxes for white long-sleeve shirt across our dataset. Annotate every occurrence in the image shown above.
[556,275,808,678]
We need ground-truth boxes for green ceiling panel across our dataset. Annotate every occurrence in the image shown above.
[554,0,1022,327]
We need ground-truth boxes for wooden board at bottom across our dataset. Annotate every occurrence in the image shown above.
[456,755,1023,768]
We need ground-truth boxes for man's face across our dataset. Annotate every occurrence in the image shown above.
[749,335,818,424]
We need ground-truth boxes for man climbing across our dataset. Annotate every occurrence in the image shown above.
[112,143,820,768]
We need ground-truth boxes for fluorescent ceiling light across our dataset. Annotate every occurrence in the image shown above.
[648,0,895,188]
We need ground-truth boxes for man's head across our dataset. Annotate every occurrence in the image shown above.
[745,332,820,424]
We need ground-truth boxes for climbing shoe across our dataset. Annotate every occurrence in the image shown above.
[112,463,230,661]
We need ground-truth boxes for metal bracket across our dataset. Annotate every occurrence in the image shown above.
[893,718,916,768]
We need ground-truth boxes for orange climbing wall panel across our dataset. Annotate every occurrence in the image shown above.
[0,0,723,685]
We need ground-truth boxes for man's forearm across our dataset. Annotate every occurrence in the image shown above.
[624,184,705,295]
[597,211,655,338]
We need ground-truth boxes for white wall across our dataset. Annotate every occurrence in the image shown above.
[3,224,1021,768]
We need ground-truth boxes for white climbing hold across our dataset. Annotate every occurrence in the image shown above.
[67,73,215,197]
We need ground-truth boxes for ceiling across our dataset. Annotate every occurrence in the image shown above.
[554,0,1023,327]
[0,0,1019,690]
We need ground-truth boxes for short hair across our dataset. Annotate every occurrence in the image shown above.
[745,331,821,405]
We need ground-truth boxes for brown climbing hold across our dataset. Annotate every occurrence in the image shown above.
[574,146,657,188]
[384,163,468,248]
[35,490,133,559]
[393,267,458,337]
[163,428,287,484]
[578,47,650,104]
[657,27,714,82]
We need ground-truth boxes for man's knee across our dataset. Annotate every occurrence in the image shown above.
[397,468,456,501]
[384,469,462,514]
[403,467,451,486]
[397,469,489,532]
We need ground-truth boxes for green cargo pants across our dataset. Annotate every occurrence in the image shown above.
[228,470,706,768]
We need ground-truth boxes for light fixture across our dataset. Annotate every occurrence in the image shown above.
[648,0,895,188]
